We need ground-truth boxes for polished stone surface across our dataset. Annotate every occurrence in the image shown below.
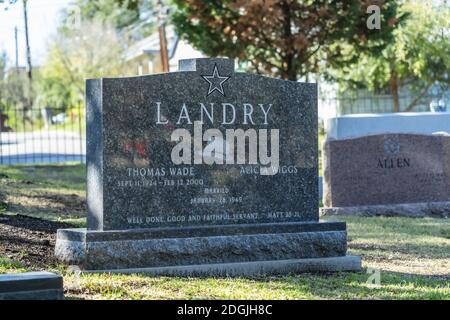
[323,133,450,208]
[0,272,64,300]
[86,58,318,231]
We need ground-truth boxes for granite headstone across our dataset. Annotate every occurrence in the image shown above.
[55,58,360,275]
[322,133,450,217]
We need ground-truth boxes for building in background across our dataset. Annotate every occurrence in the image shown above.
[125,25,203,75]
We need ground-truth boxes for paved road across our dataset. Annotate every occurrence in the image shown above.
[0,131,85,165]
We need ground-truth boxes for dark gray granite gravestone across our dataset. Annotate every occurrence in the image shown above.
[321,133,450,217]
[0,272,64,300]
[55,58,360,275]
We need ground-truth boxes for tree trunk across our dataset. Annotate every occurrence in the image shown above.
[281,0,297,81]
[405,83,433,112]
[286,55,297,81]
[390,72,400,113]
[23,0,33,110]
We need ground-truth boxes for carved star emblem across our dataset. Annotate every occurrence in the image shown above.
[201,65,230,96]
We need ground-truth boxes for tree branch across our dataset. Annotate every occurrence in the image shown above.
[405,82,434,112]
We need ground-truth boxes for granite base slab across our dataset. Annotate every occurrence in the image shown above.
[0,272,64,300]
[320,201,450,218]
[55,222,360,274]
[82,256,361,277]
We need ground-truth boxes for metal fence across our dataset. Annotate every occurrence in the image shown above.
[0,106,85,165]
[327,94,447,116]
[1,93,446,166]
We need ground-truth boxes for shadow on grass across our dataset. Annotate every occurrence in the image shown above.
[0,213,80,232]
[349,242,449,259]
[82,268,447,300]
[0,164,86,191]
[4,202,85,225]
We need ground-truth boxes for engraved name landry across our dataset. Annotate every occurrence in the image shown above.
[154,102,281,175]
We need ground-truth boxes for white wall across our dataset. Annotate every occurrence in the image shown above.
[326,112,450,140]
[169,40,204,72]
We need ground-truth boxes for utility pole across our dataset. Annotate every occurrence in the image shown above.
[14,26,18,70]
[23,0,32,108]
[157,0,169,73]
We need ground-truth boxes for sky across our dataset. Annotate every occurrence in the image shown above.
[0,0,72,67]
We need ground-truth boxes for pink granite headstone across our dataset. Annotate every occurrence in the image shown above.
[322,133,450,217]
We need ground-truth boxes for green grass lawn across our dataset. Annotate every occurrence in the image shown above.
[0,164,86,226]
[318,129,325,177]
[0,164,449,300]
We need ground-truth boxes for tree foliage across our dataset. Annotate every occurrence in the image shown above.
[37,22,133,110]
[327,0,450,111]
[0,52,29,113]
[0,52,7,110]
[171,0,402,81]
[64,0,155,39]
[38,0,158,111]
